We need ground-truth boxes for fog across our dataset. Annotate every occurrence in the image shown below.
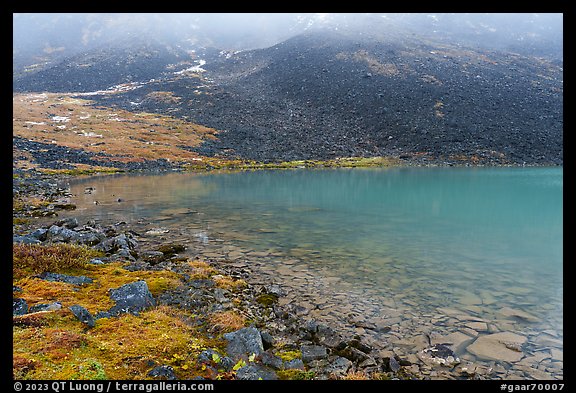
[13,13,563,70]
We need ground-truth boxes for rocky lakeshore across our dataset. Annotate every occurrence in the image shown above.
[13,168,563,381]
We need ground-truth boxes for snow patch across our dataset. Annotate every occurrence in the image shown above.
[25,121,46,125]
[51,116,70,123]
[56,125,66,129]
[175,60,206,74]
[80,131,103,138]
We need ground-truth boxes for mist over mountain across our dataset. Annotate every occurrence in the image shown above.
[13,13,563,165]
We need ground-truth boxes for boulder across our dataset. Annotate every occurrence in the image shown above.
[29,302,62,313]
[418,344,461,367]
[466,332,527,363]
[325,356,352,377]
[13,235,41,245]
[284,358,305,370]
[69,304,96,328]
[13,298,28,316]
[140,251,167,265]
[107,281,156,316]
[235,364,278,380]
[36,272,93,286]
[224,327,264,361]
[53,217,79,229]
[45,225,82,243]
[147,365,176,380]
[301,344,328,363]
[28,228,48,241]
[157,243,186,256]
[260,352,283,370]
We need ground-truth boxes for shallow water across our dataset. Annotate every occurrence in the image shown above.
[62,167,563,379]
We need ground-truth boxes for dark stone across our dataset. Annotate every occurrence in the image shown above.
[264,284,285,297]
[140,251,167,265]
[260,331,275,350]
[197,348,236,370]
[53,203,76,210]
[13,235,41,245]
[189,279,215,289]
[54,217,79,229]
[95,234,137,254]
[283,358,305,370]
[388,356,401,373]
[13,286,23,292]
[36,272,93,286]
[325,356,353,377]
[301,344,328,363]
[29,302,62,313]
[45,225,82,243]
[69,304,95,328]
[108,281,156,316]
[28,228,48,241]
[78,232,105,246]
[147,365,176,380]
[157,243,186,255]
[339,346,369,363]
[235,364,278,380]
[317,325,347,350]
[13,298,28,316]
[224,327,264,361]
[260,352,283,370]
[348,338,373,353]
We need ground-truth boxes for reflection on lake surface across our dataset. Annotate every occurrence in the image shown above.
[62,167,563,379]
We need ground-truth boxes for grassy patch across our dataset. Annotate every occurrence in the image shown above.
[208,310,247,333]
[13,243,102,279]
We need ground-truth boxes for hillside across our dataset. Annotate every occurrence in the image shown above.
[13,27,563,166]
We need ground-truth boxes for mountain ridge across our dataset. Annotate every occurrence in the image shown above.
[13,26,563,166]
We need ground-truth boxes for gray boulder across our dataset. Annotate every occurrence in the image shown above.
[224,327,264,361]
[147,365,176,380]
[301,344,328,363]
[108,281,156,316]
[13,235,41,245]
[13,298,28,315]
[69,304,96,328]
[36,272,93,286]
[235,364,278,380]
[29,302,62,313]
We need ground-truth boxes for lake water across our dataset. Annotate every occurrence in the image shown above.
[62,167,563,379]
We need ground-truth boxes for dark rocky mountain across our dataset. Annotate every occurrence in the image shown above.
[13,22,563,165]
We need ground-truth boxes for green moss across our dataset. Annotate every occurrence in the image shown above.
[40,167,122,176]
[256,293,279,307]
[68,359,108,380]
[277,349,302,362]
[276,369,315,380]
[13,217,31,225]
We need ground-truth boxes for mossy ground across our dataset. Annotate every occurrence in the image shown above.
[12,243,241,380]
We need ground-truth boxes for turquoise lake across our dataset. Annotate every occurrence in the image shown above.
[64,166,563,378]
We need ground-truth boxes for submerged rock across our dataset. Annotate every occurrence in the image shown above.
[466,332,527,363]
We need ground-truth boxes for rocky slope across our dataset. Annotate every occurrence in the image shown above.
[14,27,563,166]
